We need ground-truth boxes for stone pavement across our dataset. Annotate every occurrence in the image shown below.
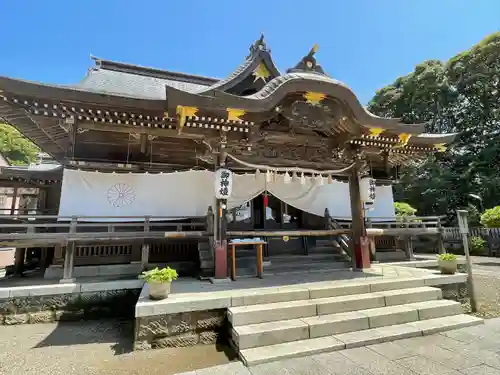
[177,317,500,375]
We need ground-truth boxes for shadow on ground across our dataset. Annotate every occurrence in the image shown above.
[33,319,134,355]
[475,262,500,267]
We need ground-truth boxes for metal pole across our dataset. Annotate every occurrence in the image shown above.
[457,210,478,313]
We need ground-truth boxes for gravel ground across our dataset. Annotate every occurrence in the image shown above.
[0,320,236,375]
[461,274,500,319]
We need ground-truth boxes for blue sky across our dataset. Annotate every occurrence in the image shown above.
[0,0,499,104]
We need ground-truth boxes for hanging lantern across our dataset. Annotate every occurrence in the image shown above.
[292,171,298,182]
[215,168,233,199]
[272,171,278,182]
[255,169,261,180]
[327,174,333,184]
[300,173,306,185]
[284,171,291,184]
[317,174,324,186]
[263,193,269,207]
[360,176,376,205]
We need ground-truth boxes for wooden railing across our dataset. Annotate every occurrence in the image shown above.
[0,214,211,247]
[75,244,133,265]
[323,210,446,261]
[3,207,215,278]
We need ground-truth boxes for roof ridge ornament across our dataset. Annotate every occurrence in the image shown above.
[287,44,327,75]
[248,33,269,57]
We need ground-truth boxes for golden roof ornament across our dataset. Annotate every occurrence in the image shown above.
[287,43,327,75]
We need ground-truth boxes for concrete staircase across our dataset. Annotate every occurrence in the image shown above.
[231,239,350,277]
[227,281,483,366]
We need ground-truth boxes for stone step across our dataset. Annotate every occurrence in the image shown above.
[264,261,350,273]
[233,259,350,278]
[239,314,484,366]
[307,246,342,254]
[228,286,442,326]
[267,253,346,264]
[232,299,462,349]
[376,250,407,262]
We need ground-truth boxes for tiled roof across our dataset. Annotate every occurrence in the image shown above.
[74,68,210,99]
[73,56,223,99]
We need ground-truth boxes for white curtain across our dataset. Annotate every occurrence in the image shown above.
[227,174,395,219]
[58,169,395,222]
[58,169,214,221]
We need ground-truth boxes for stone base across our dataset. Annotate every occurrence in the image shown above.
[209,277,232,284]
[134,309,226,350]
[0,287,141,325]
[437,282,468,301]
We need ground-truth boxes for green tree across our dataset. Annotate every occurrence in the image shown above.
[394,202,417,217]
[368,32,500,221]
[0,123,39,165]
[480,206,500,228]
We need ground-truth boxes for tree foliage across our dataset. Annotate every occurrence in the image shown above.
[394,202,417,217]
[0,123,39,165]
[480,206,500,228]
[368,32,500,221]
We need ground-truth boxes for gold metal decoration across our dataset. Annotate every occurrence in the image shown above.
[253,63,271,82]
[312,44,319,53]
[368,128,384,137]
[227,108,246,122]
[176,105,198,130]
[398,133,411,146]
[434,143,447,152]
[304,92,326,105]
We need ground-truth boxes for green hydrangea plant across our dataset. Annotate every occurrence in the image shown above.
[438,253,457,261]
[139,267,178,283]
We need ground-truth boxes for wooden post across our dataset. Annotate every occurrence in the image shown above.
[10,187,18,215]
[141,216,151,270]
[215,198,228,278]
[60,217,77,283]
[436,217,445,254]
[402,217,415,260]
[53,244,64,266]
[214,153,229,279]
[366,218,377,262]
[324,208,330,230]
[14,248,26,276]
[206,206,214,234]
[348,163,370,269]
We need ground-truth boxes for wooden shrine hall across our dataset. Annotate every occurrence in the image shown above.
[0,36,457,281]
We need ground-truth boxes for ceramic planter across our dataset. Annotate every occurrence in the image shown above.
[148,281,172,300]
[438,258,457,275]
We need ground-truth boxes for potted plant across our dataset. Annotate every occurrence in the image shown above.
[139,266,178,300]
[437,253,458,275]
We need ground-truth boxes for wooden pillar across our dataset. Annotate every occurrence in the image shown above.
[60,217,77,283]
[436,217,445,254]
[366,218,377,262]
[348,164,371,269]
[402,217,415,260]
[14,248,26,275]
[53,244,64,266]
[214,153,228,279]
[10,187,18,215]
